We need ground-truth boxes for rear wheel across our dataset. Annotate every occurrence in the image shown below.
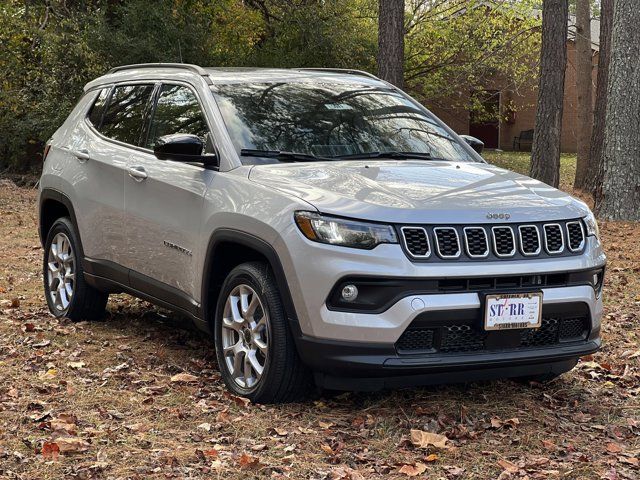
[214,262,310,403]
[43,218,108,321]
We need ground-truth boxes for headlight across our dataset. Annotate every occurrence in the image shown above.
[583,210,600,238]
[294,211,397,249]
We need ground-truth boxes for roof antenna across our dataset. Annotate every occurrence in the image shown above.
[178,40,183,63]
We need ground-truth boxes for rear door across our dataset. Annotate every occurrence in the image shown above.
[123,83,216,308]
[77,83,156,277]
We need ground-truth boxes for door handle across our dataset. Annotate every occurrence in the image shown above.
[64,147,90,162]
[127,165,148,181]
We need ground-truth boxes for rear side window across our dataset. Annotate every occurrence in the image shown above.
[145,84,209,149]
[87,88,109,128]
[100,84,155,146]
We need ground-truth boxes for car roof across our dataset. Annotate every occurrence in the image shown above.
[84,64,387,91]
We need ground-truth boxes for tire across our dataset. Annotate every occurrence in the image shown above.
[214,261,311,403]
[43,217,108,321]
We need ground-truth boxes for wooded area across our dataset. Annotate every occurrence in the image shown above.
[0,0,638,218]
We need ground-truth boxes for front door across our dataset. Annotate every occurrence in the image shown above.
[469,90,500,149]
[124,83,215,308]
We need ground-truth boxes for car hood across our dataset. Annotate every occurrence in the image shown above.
[248,160,588,224]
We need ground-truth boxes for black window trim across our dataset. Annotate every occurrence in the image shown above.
[83,79,219,161]
[144,81,218,156]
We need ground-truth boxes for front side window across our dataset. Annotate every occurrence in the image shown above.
[87,88,110,128]
[100,84,155,145]
[211,81,476,163]
[146,84,210,149]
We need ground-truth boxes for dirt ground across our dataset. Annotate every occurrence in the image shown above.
[0,168,639,479]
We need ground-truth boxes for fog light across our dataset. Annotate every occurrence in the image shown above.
[341,284,359,302]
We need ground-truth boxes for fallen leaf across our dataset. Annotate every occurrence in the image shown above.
[238,453,260,469]
[55,436,91,453]
[398,462,427,477]
[606,443,623,454]
[410,429,449,449]
[41,441,60,460]
[321,444,335,455]
[497,459,519,474]
[197,422,211,432]
[170,373,198,383]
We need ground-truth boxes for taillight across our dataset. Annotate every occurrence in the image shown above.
[42,143,51,162]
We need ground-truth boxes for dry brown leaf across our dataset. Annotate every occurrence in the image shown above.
[398,462,427,477]
[497,459,519,473]
[606,443,623,454]
[55,436,91,453]
[170,372,198,383]
[41,441,60,460]
[410,429,449,449]
[321,444,335,455]
[238,453,260,469]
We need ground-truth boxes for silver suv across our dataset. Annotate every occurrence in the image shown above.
[38,64,605,403]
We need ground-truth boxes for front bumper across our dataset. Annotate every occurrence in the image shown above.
[303,338,600,390]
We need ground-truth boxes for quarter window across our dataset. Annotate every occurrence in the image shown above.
[100,84,155,146]
[146,84,210,149]
[87,88,109,128]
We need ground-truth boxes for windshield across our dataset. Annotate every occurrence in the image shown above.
[210,81,477,163]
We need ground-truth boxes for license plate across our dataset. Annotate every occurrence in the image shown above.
[484,292,542,331]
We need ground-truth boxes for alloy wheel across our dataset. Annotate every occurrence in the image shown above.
[47,232,75,312]
[221,284,270,389]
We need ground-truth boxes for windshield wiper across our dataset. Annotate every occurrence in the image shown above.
[240,149,332,163]
[331,151,447,161]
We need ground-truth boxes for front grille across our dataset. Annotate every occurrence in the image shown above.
[464,227,489,257]
[396,328,434,354]
[433,228,460,258]
[440,325,485,353]
[395,315,590,355]
[401,227,430,257]
[544,224,564,253]
[566,221,585,252]
[492,226,516,257]
[400,220,583,261]
[519,225,541,255]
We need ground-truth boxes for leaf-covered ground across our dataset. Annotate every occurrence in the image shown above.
[0,161,639,479]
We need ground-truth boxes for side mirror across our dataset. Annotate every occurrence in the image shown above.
[153,134,217,166]
[460,135,484,154]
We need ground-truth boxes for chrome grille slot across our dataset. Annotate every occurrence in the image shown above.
[401,227,430,258]
[491,226,516,257]
[463,227,489,258]
[433,227,461,258]
[519,225,541,256]
[566,221,585,252]
[544,224,564,254]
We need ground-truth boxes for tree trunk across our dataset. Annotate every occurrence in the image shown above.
[378,0,405,88]
[588,0,613,201]
[595,0,640,220]
[573,0,593,189]
[530,0,569,188]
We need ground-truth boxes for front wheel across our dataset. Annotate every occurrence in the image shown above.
[214,262,310,403]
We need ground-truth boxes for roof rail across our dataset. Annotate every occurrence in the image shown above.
[107,63,212,84]
[298,68,381,81]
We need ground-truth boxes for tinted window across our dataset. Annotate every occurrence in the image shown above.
[87,88,109,127]
[100,84,154,145]
[212,81,476,163]
[146,84,209,149]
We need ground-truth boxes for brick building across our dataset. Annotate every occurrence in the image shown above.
[430,14,600,153]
